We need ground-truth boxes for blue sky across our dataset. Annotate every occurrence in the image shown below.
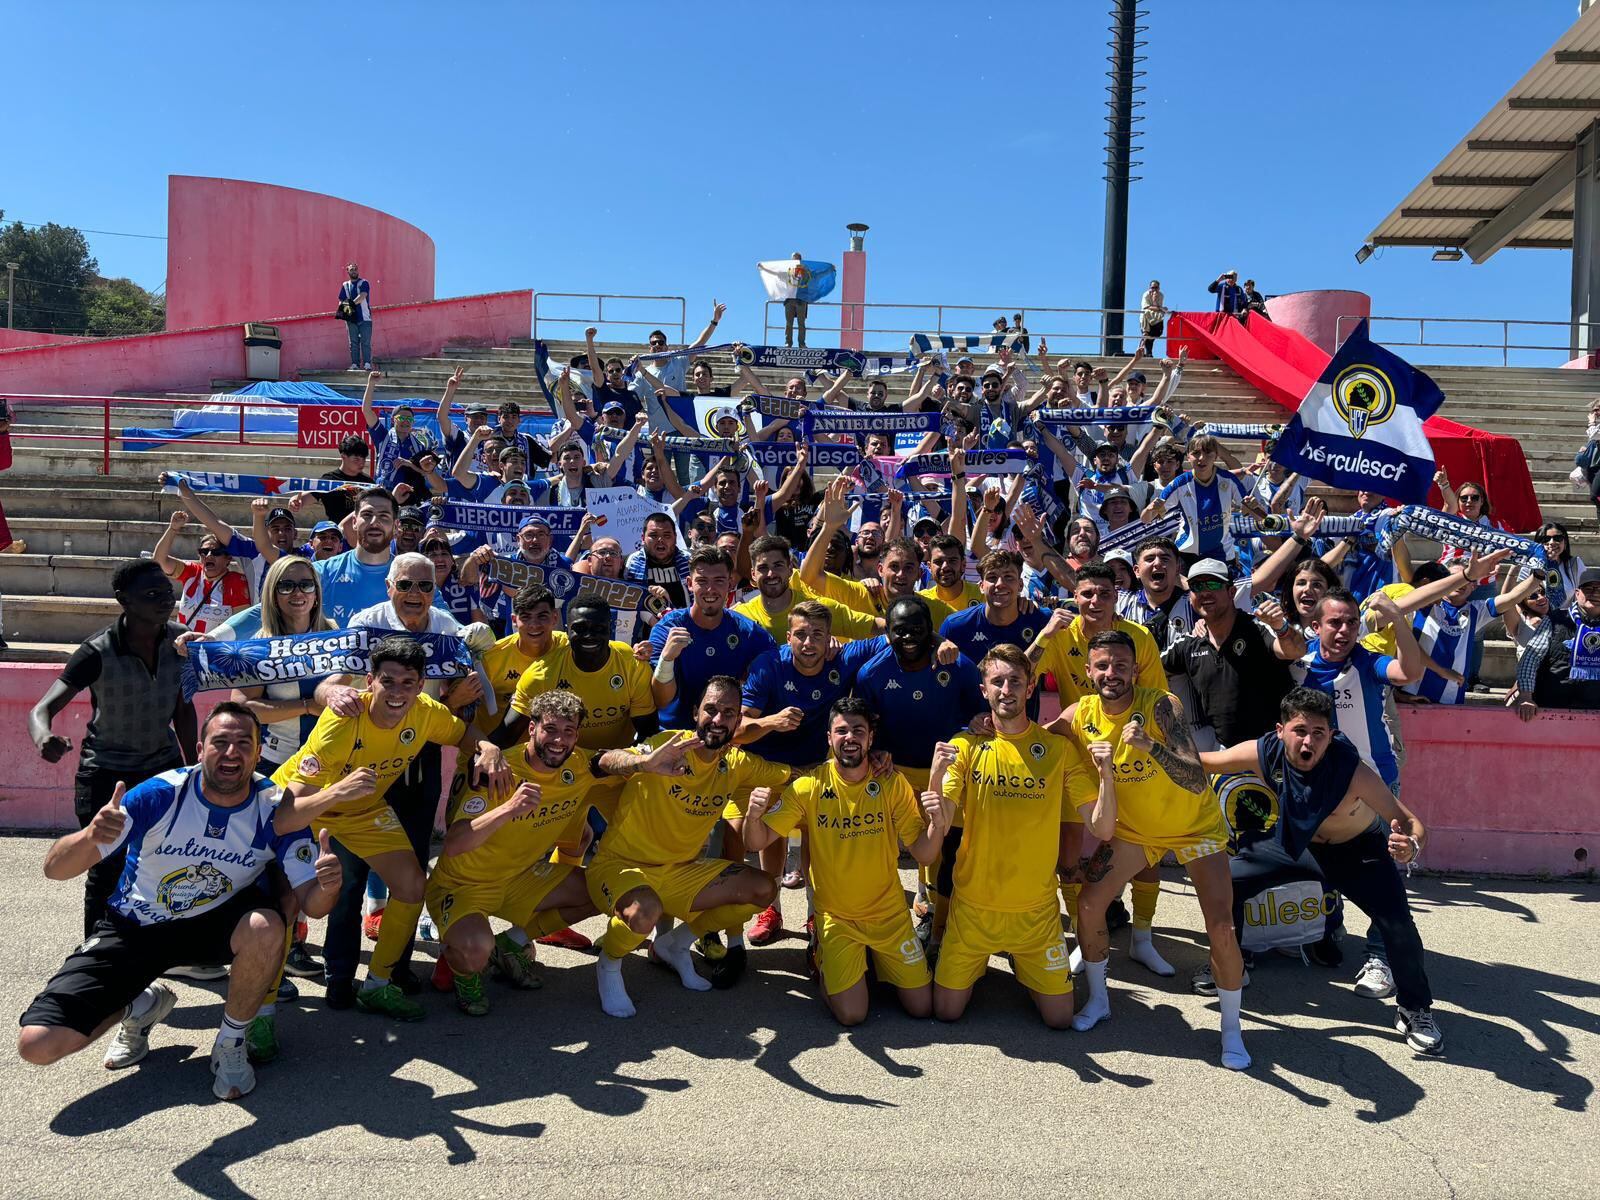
[2,1,1579,353]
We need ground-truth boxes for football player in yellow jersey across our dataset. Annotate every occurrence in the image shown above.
[921,533,984,613]
[1051,629,1249,1070]
[742,697,949,1025]
[272,637,510,1022]
[931,645,1115,1028]
[1025,561,1167,950]
[428,691,670,1016]
[585,676,793,1018]
[465,582,566,742]
[799,477,957,629]
[733,534,882,643]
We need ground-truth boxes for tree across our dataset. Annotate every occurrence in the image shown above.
[83,277,165,337]
[0,211,98,334]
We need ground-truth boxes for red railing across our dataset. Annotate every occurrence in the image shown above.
[0,392,377,476]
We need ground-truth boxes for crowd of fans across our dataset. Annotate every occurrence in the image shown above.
[15,301,1598,1102]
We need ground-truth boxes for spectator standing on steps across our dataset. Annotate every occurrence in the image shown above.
[1208,270,1246,320]
[28,559,197,937]
[759,252,810,348]
[338,263,373,370]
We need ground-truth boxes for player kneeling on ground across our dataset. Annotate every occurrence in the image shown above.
[427,691,619,1015]
[931,645,1117,1029]
[742,697,949,1025]
[17,703,342,1101]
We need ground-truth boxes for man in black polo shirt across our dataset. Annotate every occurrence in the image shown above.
[1160,558,1306,750]
[28,559,197,936]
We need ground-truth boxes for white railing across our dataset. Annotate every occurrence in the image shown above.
[533,292,686,345]
[1335,313,1592,368]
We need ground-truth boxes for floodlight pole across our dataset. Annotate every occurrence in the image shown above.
[1100,0,1144,356]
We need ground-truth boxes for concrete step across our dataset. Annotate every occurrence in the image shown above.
[2,596,121,644]
[3,519,222,559]
[0,641,75,664]
[9,445,344,480]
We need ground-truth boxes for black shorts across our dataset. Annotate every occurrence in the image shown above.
[19,885,272,1037]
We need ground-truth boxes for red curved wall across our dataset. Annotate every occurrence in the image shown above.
[164,176,435,330]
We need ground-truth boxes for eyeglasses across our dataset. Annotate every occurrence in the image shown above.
[198,547,228,557]
[392,578,436,593]
[1189,578,1229,592]
[1541,533,1565,542]
[1459,493,1483,503]
[275,578,318,595]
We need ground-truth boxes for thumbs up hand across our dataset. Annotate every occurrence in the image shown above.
[313,829,343,893]
[88,782,128,845]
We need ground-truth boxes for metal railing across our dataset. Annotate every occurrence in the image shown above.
[533,292,686,345]
[762,300,1148,354]
[1334,313,1595,368]
[1,393,365,476]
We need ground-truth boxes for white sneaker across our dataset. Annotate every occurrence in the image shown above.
[1396,1006,1445,1054]
[1191,963,1250,997]
[417,912,438,943]
[1353,956,1396,999]
[165,963,228,981]
[104,983,178,1069]
[210,1038,257,1100]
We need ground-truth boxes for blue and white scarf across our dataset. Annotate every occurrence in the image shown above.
[624,546,691,587]
[1566,604,1600,682]
[431,501,586,537]
[910,332,1024,356]
[895,449,1030,481]
[805,409,940,437]
[181,627,472,700]
[160,471,353,497]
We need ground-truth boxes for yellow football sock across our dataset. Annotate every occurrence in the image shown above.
[1060,882,1081,935]
[600,915,647,959]
[1131,879,1161,929]
[689,902,760,937]
[367,899,423,981]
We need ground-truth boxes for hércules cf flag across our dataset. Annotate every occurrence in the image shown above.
[1270,320,1442,504]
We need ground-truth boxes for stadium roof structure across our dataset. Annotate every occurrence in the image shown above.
[1361,3,1600,264]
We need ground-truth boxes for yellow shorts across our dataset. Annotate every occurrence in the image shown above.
[585,853,730,921]
[1119,819,1230,868]
[816,908,930,995]
[933,898,1070,995]
[426,860,575,935]
[316,805,411,861]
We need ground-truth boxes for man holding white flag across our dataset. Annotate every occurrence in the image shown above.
[1270,321,1443,504]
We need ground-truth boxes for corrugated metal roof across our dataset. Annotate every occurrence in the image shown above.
[1366,5,1600,259]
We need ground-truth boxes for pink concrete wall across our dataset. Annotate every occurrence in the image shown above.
[839,248,866,352]
[1264,289,1371,355]
[0,329,86,350]
[165,177,436,331]
[0,290,531,396]
[1398,705,1599,877]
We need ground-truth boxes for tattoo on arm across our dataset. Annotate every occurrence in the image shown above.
[1149,694,1207,793]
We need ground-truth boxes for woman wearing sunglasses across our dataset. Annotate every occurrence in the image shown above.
[1535,522,1587,599]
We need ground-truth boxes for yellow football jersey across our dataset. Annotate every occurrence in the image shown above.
[732,589,879,643]
[603,733,790,866]
[1360,582,1415,657]
[510,640,654,750]
[469,632,561,737]
[1037,616,1167,706]
[272,692,464,819]
[761,762,925,922]
[941,724,1093,912]
[1071,687,1222,848]
[920,581,983,612]
[819,571,956,629]
[433,745,598,887]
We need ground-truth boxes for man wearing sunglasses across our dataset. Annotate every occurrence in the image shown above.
[29,559,197,936]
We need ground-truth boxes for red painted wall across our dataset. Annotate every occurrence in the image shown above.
[0,329,86,350]
[165,177,436,331]
[0,290,531,396]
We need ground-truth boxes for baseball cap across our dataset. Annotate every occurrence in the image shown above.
[311,520,339,535]
[912,516,941,534]
[1127,371,1147,384]
[1187,557,1232,585]
[517,514,552,533]
[1093,440,1118,454]
[982,366,1005,379]
[465,403,489,417]
[956,355,974,365]
[1578,566,1600,588]
[1099,486,1133,507]
[265,506,295,527]
[1103,549,1134,569]
[602,400,626,414]
[397,506,426,527]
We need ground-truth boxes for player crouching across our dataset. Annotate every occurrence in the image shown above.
[17,703,343,1101]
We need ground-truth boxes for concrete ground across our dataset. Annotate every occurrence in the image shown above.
[0,835,1595,1200]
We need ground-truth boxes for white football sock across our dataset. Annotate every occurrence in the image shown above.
[1071,958,1111,1031]
[652,924,711,991]
[126,986,161,1023]
[214,1013,248,1048]
[596,952,636,1019]
[1129,926,1175,977]
[1217,985,1250,1070]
